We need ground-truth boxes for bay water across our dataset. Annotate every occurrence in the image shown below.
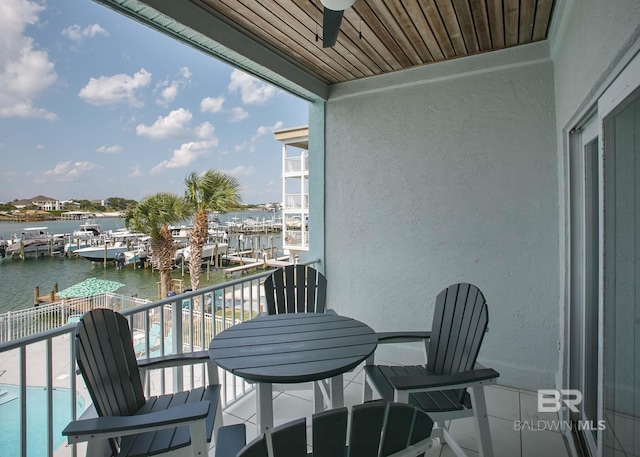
[0,212,281,313]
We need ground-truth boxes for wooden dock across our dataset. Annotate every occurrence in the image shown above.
[222,253,291,276]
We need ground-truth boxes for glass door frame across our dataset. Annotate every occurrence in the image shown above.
[565,49,640,457]
[567,113,603,457]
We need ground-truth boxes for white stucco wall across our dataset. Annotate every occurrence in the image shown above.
[552,0,640,129]
[323,58,558,390]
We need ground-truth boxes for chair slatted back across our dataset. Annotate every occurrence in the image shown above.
[75,308,146,454]
[237,435,269,457]
[379,403,428,456]
[427,283,488,401]
[312,407,348,457]
[271,418,307,457]
[263,265,327,314]
[236,402,433,457]
[347,401,386,456]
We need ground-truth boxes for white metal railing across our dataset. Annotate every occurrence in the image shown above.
[283,230,309,249]
[0,293,149,343]
[283,193,309,209]
[0,260,319,457]
[284,154,308,174]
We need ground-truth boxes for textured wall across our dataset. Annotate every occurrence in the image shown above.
[553,0,640,128]
[324,61,559,389]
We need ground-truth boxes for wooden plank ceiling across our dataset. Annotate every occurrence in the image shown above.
[194,0,555,85]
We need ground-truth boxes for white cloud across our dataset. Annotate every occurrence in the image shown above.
[96,145,121,153]
[129,165,142,178]
[62,24,108,42]
[223,165,255,177]
[253,121,284,140]
[150,140,216,174]
[235,121,284,153]
[36,144,45,149]
[43,160,99,181]
[79,68,151,107]
[230,107,248,122]
[157,83,179,106]
[200,96,224,113]
[155,66,191,106]
[0,0,58,120]
[228,69,276,105]
[136,108,216,140]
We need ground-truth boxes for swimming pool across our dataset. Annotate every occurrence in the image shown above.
[0,385,86,457]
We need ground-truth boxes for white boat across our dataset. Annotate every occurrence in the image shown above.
[5,227,65,258]
[73,220,101,237]
[226,217,243,230]
[74,230,145,262]
[115,239,150,268]
[174,242,228,265]
[64,220,102,254]
[169,225,192,243]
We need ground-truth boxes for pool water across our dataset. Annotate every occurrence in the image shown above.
[0,385,86,457]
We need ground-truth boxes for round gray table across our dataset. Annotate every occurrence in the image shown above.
[208,312,377,432]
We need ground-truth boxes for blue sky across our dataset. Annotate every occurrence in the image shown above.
[0,0,308,204]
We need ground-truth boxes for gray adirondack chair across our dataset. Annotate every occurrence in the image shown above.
[62,308,223,457]
[218,401,434,457]
[363,283,500,457]
[263,265,327,314]
[263,265,336,411]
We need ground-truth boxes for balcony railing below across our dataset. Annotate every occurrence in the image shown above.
[0,261,318,457]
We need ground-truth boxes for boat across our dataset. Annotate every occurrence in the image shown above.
[115,239,150,269]
[74,220,101,237]
[226,217,243,230]
[169,225,192,243]
[174,241,228,265]
[64,220,102,255]
[74,229,145,262]
[5,227,65,258]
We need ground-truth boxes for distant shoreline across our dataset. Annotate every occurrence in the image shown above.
[0,211,124,222]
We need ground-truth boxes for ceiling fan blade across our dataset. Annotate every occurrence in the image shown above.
[322,7,344,48]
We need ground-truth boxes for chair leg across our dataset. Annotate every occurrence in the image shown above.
[189,420,208,457]
[313,381,324,413]
[329,375,344,409]
[363,373,373,402]
[214,395,224,435]
[470,385,494,457]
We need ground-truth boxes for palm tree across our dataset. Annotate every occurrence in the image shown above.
[125,192,189,298]
[184,170,241,296]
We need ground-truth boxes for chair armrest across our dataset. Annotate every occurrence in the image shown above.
[63,401,210,441]
[389,368,499,391]
[137,349,211,370]
[376,331,431,344]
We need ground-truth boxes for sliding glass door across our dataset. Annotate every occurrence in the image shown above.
[569,115,601,456]
[568,49,640,455]
[602,91,640,457]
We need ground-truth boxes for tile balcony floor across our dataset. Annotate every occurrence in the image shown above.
[212,364,573,457]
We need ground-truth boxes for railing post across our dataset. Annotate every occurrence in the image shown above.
[171,299,183,391]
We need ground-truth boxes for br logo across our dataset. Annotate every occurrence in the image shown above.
[538,389,582,413]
